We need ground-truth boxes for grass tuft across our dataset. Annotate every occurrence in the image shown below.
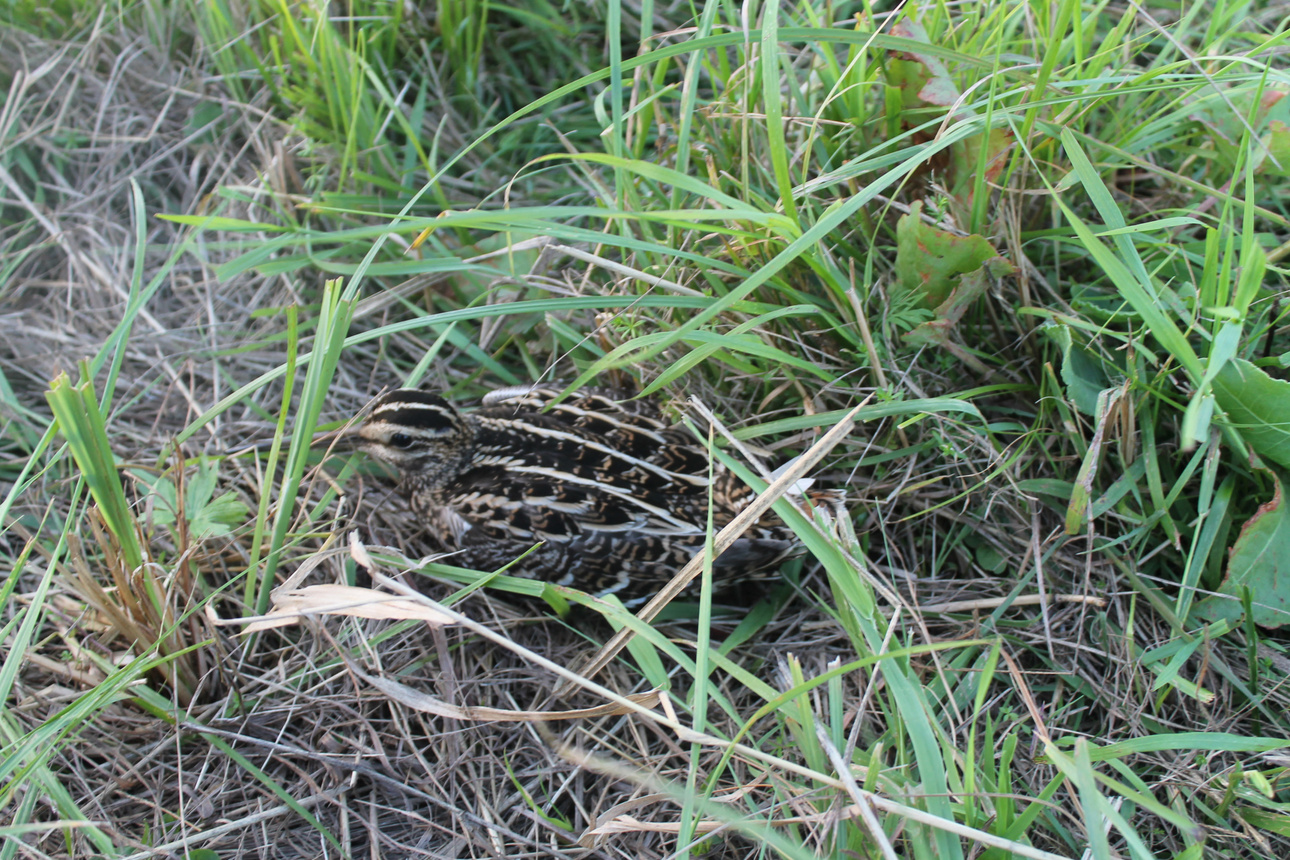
[2,0,1289,857]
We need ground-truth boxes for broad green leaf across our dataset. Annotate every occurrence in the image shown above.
[185,458,249,539]
[1043,322,1111,416]
[189,491,250,540]
[1189,86,1288,175]
[903,255,1011,363]
[130,459,249,540]
[1213,358,1290,469]
[1259,119,1290,177]
[1192,469,1290,629]
[886,20,959,109]
[951,126,1015,208]
[895,201,1001,309]
[131,470,179,529]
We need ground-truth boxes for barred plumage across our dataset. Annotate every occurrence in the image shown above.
[358,386,842,601]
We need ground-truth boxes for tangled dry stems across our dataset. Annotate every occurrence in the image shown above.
[2,15,1286,860]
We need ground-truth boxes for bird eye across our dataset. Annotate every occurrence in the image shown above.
[389,433,414,449]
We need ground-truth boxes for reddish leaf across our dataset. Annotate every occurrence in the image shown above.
[1193,471,1290,629]
[896,201,1005,308]
[887,20,961,110]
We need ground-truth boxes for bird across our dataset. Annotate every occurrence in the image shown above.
[356,385,844,602]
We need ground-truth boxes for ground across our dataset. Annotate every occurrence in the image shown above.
[2,2,1289,859]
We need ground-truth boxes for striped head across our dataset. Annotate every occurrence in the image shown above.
[358,390,473,488]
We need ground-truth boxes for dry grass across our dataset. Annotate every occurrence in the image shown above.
[3,3,1289,859]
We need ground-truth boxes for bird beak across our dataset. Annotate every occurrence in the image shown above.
[312,424,363,453]
[244,424,362,455]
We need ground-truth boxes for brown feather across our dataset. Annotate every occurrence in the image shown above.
[358,386,843,603]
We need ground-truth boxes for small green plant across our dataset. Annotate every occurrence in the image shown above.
[130,457,250,542]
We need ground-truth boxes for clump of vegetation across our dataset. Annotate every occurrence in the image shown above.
[2,0,1288,858]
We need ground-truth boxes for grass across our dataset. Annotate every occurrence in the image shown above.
[2,0,1290,857]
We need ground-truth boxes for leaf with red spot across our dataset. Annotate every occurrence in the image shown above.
[1193,470,1290,629]
[887,20,960,110]
[950,126,1016,207]
[895,201,1006,308]
[902,256,1015,373]
[896,203,1014,369]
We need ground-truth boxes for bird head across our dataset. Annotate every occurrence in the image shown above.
[358,389,473,486]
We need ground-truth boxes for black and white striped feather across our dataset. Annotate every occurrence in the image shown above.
[358,386,842,600]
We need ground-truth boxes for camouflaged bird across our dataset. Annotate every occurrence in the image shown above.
[357,385,843,601]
